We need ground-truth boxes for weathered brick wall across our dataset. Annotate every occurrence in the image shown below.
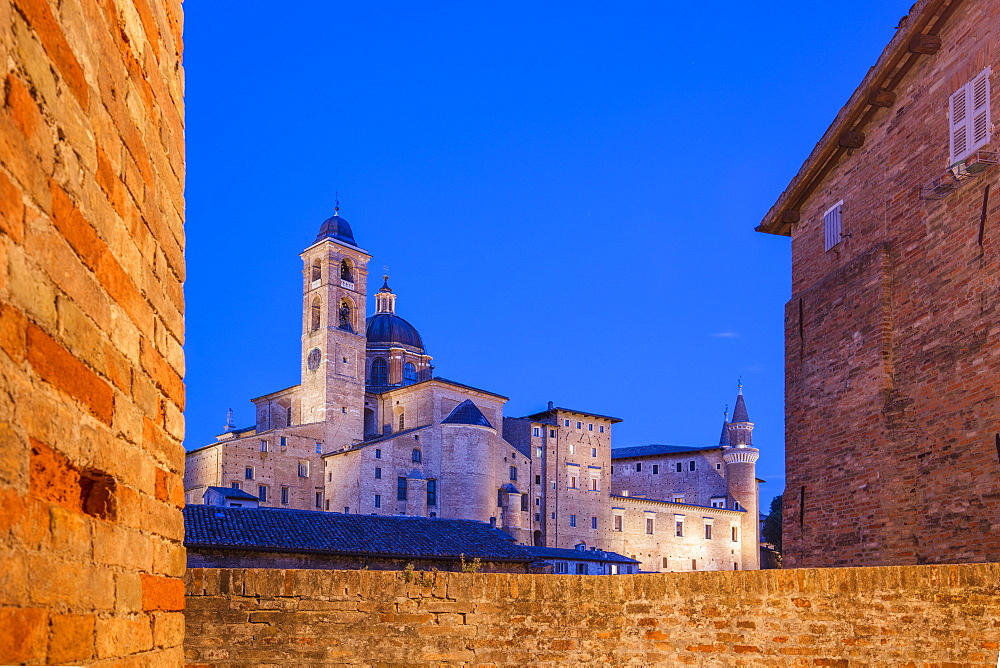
[185,563,1000,666]
[0,0,184,663]
[783,0,1000,567]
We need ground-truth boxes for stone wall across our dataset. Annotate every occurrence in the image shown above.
[184,563,1000,666]
[0,0,185,663]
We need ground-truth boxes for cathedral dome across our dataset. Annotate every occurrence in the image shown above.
[314,212,357,246]
[366,312,424,350]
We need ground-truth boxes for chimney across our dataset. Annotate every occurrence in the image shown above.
[547,401,554,410]
[489,516,496,528]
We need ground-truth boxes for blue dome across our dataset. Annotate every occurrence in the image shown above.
[315,213,357,246]
[366,313,424,350]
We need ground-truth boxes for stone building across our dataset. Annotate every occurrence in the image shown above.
[758,0,1000,567]
[185,212,761,572]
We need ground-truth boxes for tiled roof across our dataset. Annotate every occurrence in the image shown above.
[442,400,492,428]
[183,506,534,562]
[611,444,723,459]
[732,391,750,423]
[524,406,623,423]
[323,425,431,458]
[205,486,260,501]
[525,546,639,564]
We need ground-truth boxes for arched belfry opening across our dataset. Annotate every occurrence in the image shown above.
[340,259,354,283]
[311,258,321,283]
[338,298,354,332]
[310,297,321,331]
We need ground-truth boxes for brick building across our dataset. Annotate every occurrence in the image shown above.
[185,212,762,572]
[758,0,1000,567]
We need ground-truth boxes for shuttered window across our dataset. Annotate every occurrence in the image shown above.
[950,68,992,165]
[823,201,843,252]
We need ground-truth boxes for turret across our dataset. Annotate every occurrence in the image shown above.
[723,383,760,569]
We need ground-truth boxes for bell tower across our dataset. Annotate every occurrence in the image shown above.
[299,207,370,449]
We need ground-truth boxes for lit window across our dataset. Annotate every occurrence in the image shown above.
[646,518,654,535]
[427,479,437,506]
[397,477,407,501]
[412,448,421,463]
[673,495,684,504]
[298,461,309,478]
[281,487,289,505]
[374,494,381,508]
[402,362,417,385]
[569,515,577,527]
[533,427,540,437]
[675,521,684,537]
[705,524,713,540]
[374,467,381,479]
[258,485,267,502]
[245,467,254,480]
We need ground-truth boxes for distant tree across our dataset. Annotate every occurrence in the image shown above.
[761,494,782,552]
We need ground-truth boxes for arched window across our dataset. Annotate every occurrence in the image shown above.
[338,299,353,332]
[310,298,321,331]
[340,259,353,282]
[398,409,406,431]
[403,362,417,385]
[370,358,388,386]
[411,448,421,463]
[311,258,321,283]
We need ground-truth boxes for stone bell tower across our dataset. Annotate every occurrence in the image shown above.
[299,206,370,449]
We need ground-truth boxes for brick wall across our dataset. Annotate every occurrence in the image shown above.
[781,0,1000,567]
[185,564,1000,666]
[0,0,184,662]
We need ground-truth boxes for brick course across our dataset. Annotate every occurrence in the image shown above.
[0,0,185,661]
[184,563,1000,666]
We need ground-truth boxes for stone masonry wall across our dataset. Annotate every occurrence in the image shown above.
[0,0,185,663]
[185,563,1000,666]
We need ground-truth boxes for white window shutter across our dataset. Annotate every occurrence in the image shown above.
[970,69,991,149]
[950,85,969,164]
[823,201,843,252]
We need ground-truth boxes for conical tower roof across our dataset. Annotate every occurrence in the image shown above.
[732,386,750,423]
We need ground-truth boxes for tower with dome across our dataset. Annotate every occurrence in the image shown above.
[184,210,762,571]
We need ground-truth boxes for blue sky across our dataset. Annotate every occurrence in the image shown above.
[184,1,911,506]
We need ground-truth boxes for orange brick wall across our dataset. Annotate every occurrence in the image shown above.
[0,0,185,662]
[184,564,1000,665]
[782,0,1000,567]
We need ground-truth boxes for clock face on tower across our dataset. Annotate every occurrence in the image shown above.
[307,348,322,371]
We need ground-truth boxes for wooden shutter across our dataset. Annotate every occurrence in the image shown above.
[970,69,991,149]
[950,85,969,164]
[950,68,992,164]
[823,201,843,251]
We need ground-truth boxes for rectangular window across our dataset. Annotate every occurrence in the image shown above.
[569,443,576,455]
[535,474,541,485]
[555,562,568,574]
[549,429,556,437]
[427,479,437,506]
[570,475,578,489]
[652,464,659,474]
[315,442,321,454]
[591,516,597,530]
[732,526,739,542]
[258,485,267,502]
[646,518,654,534]
[510,466,517,481]
[676,462,682,473]
[716,463,722,470]
[534,512,540,522]
[533,427,540,437]
[374,467,381,479]
[325,499,330,510]
[635,462,642,472]
[662,557,668,568]
[590,478,598,491]
[245,467,254,480]
[576,563,588,574]
[950,67,992,164]
[675,521,684,537]
[520,494,528,511]
[564,419,570,427]
[280,436,287,447]
[569,514,577,527]
[260,440,268,452]
[498,489,504,507]
[344,507,350,514]
[591,448,597,458]
[281,487,289,505]
[375,448,381,459]
[614,515,623,531]
[691,559,698,571]
[599,425,605,433]
[588,423,593,431]
[298,461,309,478]
[711,498,725,508]
[535,497,540,505]
[328,472,332,482]
[673,495,684,504]
[397,477,407,501]
[823,200,843,252]
[374,494,381,508]
[610,465,614,474]
[705,524,713,539]
[315,492,322,509]
[576,422,582,429]
[689,460,696,471]
[536,446,543,458]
